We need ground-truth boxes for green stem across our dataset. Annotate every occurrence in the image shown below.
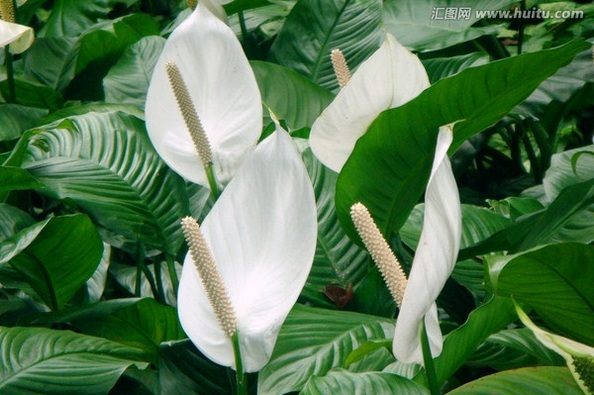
[5,46,16,103]
[154,259,166,304]
[232,332,248,395]
[517,0,526,55]
[165,254,179,294]
[421,319,440,395]
[135,264,142,296]
[238,11,248,44]
[205,162,221,200]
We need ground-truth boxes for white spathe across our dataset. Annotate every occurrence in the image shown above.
[145,2,262,187]
[177,129,317,373]
[309,33,430,173]
[393,126,462,364]
[0,20,34,54]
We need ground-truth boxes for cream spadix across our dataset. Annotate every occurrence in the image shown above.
[177,129,317,372]
[145,2,261,187]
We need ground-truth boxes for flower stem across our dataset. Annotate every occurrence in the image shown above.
[421,319,440,395]
[5,47,16,103]
[232,332,248,395]
[205,162,221,200]
[165,254,179,294]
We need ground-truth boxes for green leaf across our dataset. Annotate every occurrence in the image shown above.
[460,178,594,257]
[0,214,103,311]
[158,340,232,395]
[258,304,394,394]
[0,166,43,193]
[109,261,180,306]
[336,40,590,242]
[0,204,34,243]
[251,61,334,130]
[486,243,594,346]
[0,78,64,111]
[68,14,160,101]
[434,296,516,385]
[446,366,584,394]
[400,204,510,250]
[103,36,166,108]
[466,328,564,371]
[22,37,78,91]
[269,0,383,91]
[21,110,189,254]
[0,326,148,395]
[0,104,48,142]
[344,339,392,368]
[422,53,489,84]
[382,0,517,52]
[72,298,185,361]
[39,0,124,37]
[544,146,594,202]
[300,369,430,395]
[301,148,369,308]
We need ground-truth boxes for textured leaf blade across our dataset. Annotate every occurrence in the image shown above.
[269,0,383,91]
[487,243,594,346]
[258,305,394,394]
[22,110,189,254]
[0,215,103,311]
[0,326,148,395]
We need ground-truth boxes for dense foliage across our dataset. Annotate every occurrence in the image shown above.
[0,0,593,394]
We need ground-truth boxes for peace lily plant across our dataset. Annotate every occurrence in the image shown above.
[312,33,462,388]
[146,3,317,394]
[178,128,317,389]
[145,1,262,193]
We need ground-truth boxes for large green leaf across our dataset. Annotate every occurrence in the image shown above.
[72,298,185,361]
[251,61,334,130]
[68,14,160,101]
[0,166,43,193]
[0,104,48,142]
[103,36,166,108]
[382,0,516,52]
[486,243,594,346]
[460,178,594,258]
[466,328,564,371]
[21,110,189,254]
[0,78,64,111]
[301,148,369,308]
[446,366,583,394]
[434,296,516,386]
[158,340,232,395]
[336,40,590,242]
[541,146,594,244]
[0,326,148,395]
[0,204,34,243]
[0,215,103,311]
[39,0,124,37]
[22,37,78,91]
[258,304,394,394]
[269,0,383,91]
[300,369,430,395]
